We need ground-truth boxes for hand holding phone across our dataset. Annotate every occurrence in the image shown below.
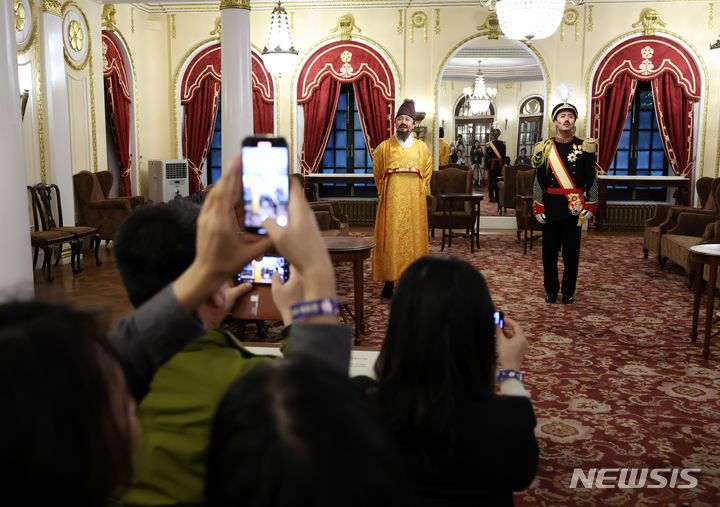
[237,256,289,285]
[241,137,290,235]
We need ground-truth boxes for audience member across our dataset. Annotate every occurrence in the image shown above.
[363,256,538,506]
[206,359,411,507]
[515,147,531,165]
[470,139,484,186]
[450,148,465,165]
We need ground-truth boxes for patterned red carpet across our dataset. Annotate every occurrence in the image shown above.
[232,232,720,505]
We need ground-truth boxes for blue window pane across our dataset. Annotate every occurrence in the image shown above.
[336,149,347,167]
[651,113,658,129]
[614,150,629,169]
[322,168,334,174]
[335,167,347,174]
[327,134,334,149]
[211,131,221,147]
[211,168,222,183]
[337,92,347,111]
[336,131,347,148]
[650,169,665,177]
[637,131,651,150]
[618,130,631,149]
[354,150,366,166]
[651,150,666,169]
[367,152,373,167]
[322,150,334,168]
[354,131,366,148]
[639,111,653,129]
[215,110,221,126]
[652,133,664,150]
[354,112,361,128]
[210,150,221,168]
[335,112,346,130]
[637,150,650,169]
[623,114,632,129]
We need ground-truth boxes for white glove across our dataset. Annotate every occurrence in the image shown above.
[534,213,546,224]
[580,210,593,222]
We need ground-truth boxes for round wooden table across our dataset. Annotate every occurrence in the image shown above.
[689,243,720,359]
[323,236,375,343]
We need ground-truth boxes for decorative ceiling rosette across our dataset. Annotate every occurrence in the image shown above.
[15,0,35,53]
[62,2,90,70]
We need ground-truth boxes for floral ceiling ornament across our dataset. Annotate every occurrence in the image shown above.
[632,8,667,36]
[638,45,655,75]
[339,50,353,78]
[331,14,361,41]
[475,12,503,40]
[410,11,427,43]
[67,20,83,51]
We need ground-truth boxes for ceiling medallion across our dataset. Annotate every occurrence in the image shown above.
[68,20,83,51]
[62,4,90,70]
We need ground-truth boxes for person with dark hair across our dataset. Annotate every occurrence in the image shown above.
[470,139,484,186]
[485,128,506,202]
[438,127,451,165]
[532,101,598,304]
[372,98,432,299]
[363,256,538,506]
[515,147,531,165]
[0,302,139,507]
[206,358,411,507]
[113,178,351,506]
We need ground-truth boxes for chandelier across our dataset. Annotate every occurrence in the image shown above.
[261,1,298,75]
[463,61,497,115]
[481,0,584,42]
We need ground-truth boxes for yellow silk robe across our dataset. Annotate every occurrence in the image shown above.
[372,136,432,282]
[438,139,451,165]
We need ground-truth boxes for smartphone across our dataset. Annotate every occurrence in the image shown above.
[241,136,290,234]
[493,310,504,329]
[237,256,289,285]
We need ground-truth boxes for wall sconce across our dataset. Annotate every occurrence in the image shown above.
[502,109,513,129]
[711,34,720,69]
[20,89,29,120]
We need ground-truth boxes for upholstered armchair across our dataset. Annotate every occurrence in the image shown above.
[289,172,349,236]
[660,209,720,285]
[73,170,143,242]
[427,166,474,242]
[514,168,542,253]
[497,163,532,215]
[643,176,718,261]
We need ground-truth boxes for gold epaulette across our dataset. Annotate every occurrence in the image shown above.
[532,139,553,168]
[582,137,597,153]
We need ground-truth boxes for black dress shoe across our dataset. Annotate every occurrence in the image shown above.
[545,293,557,303]
[380,281,394,299]
[562,294,575,304]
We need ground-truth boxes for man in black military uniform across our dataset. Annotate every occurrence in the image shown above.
[485,128,505,202]
[532,102,598,304]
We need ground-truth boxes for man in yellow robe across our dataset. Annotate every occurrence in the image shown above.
[372,99,432,299]
[438,127,451,166]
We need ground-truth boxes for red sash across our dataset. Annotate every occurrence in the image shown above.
[547,142,583,224]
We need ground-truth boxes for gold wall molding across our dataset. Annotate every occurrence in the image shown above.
[410,11,427,43]
[584,29,708,178]
[33,36,47,182]
[131,7,135,33]
[171,14,177,38]
[330,14,361,41]
[631,8,667,36]
[101,4,117,31]
[476,12,502,40]
[14,0,26,31]
[210,17,222,36]
[709,3,714,29]
[561,8,579,42]
[219,0,250,10]
[587,5,594,32]
[16,0,36,55]
[41,0,61,16]
[397,9,403,35]
[62,2,90,71]
[434,8,440,35]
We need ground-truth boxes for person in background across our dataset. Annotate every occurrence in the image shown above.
[357,255,538,506]
[515,147,531,165]
[532,101,598,304]
[485,129,506,203]
[471,139,484,187]
[372,99,432,300]
[438,127,451,166]
[450,148,465,165]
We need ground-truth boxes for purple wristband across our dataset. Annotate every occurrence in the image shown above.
[290,298,339,320]
[496,369,524,384]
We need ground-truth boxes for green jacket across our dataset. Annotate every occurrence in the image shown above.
[116,328,279,506]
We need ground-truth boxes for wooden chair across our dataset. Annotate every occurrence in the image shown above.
[290,173,350,236]
[28,186,78,281]
[514,168,542,254]
[644,176,718,261]
[497,163,531,215]
[33,183,101,273]
[427,166,474,248]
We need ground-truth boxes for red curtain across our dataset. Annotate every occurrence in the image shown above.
[182,78,220,194]
[253,90,273,135]
[300,76,341,174]
[354,75,392,156]
[102,32,132,196]
[594,73,637,174]
[652,72,694,179]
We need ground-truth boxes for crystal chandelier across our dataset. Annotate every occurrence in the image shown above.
[261,1,298,75]
[480,0,584,42]
[464,62,497,115]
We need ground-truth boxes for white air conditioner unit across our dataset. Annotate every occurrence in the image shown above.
[148,159,190,202]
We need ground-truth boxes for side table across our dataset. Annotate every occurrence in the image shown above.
[689,243,720,359]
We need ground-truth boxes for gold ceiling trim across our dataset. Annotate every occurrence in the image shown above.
[33,36,47,182]
[41,0,61,16]
[584,28,709,179]
[219,0,250,10]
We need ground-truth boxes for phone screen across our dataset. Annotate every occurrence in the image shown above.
[241,138,289,234]
[237,256,289,285]
[493,310,504,329]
